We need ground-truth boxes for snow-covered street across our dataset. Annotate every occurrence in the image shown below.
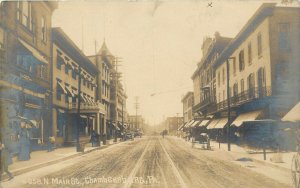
[2,136,292,188]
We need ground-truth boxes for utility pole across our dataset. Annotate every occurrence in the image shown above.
[134,96,139,130]
[226,57,235,151]
[76,66,81,152]
[111,57,122,139]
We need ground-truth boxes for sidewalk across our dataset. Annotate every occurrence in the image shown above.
[177,136,294,171]
[1,139,121,180]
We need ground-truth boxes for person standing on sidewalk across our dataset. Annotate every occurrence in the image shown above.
[0,140,14,181]
[18,123,31,160]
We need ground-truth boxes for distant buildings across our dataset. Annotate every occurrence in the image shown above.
[128,115,145,131]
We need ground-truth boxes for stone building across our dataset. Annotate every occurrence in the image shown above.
[0,1,57,147]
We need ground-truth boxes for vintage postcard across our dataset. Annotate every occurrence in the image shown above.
[0,0,300,187]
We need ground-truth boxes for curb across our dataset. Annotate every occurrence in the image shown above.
[0,141,121,181]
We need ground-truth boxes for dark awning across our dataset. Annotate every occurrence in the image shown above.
[282,102,300,123]
[231,110,263,127]
[18,38,48,64]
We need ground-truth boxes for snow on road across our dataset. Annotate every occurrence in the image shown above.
[1,136,292,188]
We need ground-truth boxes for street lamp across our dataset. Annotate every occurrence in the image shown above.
[226,57,235,151]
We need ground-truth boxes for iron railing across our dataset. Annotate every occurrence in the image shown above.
[217,86,272,110]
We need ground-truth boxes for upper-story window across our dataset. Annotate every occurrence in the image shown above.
[278,23,290,51]
[222,68,225,85]
[56,56,64,70]
[232,57,236,75]
[240,79,244,93]
[248,43,252,65]
[18,1,33,31]
[239,50,245,71]
[257,33,262,57]
[72,69,77,80]
[41,17,47,42]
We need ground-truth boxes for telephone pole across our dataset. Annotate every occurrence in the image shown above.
[134,96,139,130]
[111,57,122,138]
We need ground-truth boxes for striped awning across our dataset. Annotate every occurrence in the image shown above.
[231,110,264,127]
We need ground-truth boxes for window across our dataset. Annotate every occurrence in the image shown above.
[233,83,238,96]
[240,79,244,93]
[257,33,262,57]
[65,65,69,74]
[41,17,47,42]
[247,73,255,98]
[72,70,77,80]
[17,2,33,31]
[16,1,21,21]
[239,50,245,71]
[56,56,64,70]
[56,87,61,100]
[248,43,252,64]
[278,23,290,51]
[222,68,225,85]
[233,58,236,75]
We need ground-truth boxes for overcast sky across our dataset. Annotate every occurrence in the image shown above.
[52,0,297,125]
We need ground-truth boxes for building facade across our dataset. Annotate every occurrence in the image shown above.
[166,116,184,135]
[192,32,232,118]
[181,92,194,123]
[0,1,57,146]
[214,4,300,129]
[128,115,145,131]
[52,28,105,145]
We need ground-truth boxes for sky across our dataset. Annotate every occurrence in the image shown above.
[52,0,295,125]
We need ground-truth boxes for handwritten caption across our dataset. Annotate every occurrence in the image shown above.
[27,176,160,186]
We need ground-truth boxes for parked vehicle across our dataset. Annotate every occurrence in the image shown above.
[125,132,134,140]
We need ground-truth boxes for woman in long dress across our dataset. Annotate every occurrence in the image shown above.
[18,123,31,161]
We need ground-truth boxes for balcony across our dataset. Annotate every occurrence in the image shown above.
[193,96,217,115]
[217,86,272,111]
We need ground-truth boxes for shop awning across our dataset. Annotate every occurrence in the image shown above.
[80,93,88,103]
[185,120,195,128]
[57,81,67,94]
[206,119,220,129]
[65,85,75,97]
[213,118,228,129]
[111,122,120,130]
[282,102,300,123]
[190,120,201,128]
[231,110,264,127]
[178,122,187,131]
[199,119,210,127]
[18,38,48,64]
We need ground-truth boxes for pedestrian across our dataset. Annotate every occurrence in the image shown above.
[91,130,97,147]
[47,136,55,152]
[0,140,14,181]
[18,123,31,161]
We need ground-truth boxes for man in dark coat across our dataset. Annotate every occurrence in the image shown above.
[0,140,14,181]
